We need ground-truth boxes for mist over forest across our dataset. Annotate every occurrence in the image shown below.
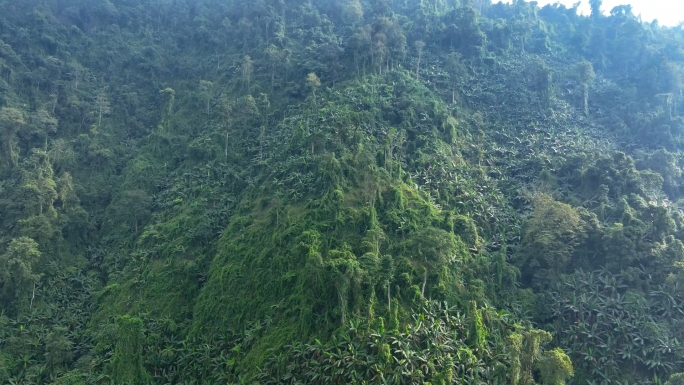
[2,0,684,384]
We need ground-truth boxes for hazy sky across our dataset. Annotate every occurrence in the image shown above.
[502,0,684,26]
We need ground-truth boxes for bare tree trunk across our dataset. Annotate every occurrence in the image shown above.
[30,282,36,310]
[225,130,229,162]
[338,288,346,325]
[387,282,391,311]
[416,53,421,79]
[260,126,265,161]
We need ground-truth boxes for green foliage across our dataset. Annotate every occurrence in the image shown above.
[0,352,11,384]
[467,300,487,351]
[538,348,574,385]
[0,236,41,313]
[4,0,684,383]
[517,194,586,281]
[667,373,684,385]
[577,60,595,116]
[343,0,364,24]
[50,372,87,385]
[258,301,507,384]
[106,315,151,385]
[45,326,73,371]
[506,328,559,385]
[0,106,25,167]
[549,269,684,382]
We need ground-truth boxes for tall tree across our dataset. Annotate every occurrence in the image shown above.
[94,90,111,128]
[577,60,595,116]
[242,55,254,95]
[662,62,684,116]
[414,40,425,79]
[264,44,283,91]
[31,108,58,150]
[106,315,151,384]
[199,80,214,114]
[0,107,25,167]
[342,0,364,25]
[21,149,58,217]
[0,237,41,313]
[218,95,235,162]
[159,87,175,131]
[306,72,321,108]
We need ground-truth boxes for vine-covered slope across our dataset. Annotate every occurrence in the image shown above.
[2,0,684,384]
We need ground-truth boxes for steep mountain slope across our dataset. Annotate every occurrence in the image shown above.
[1,0,684,384]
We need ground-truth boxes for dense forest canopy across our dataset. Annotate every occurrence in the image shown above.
[2,0,684,383]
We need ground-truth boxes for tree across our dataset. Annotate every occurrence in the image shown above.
[517,194,586,280]
[48,138,76,171]
[306,72,321,108]
[106,316,151,384]
[45,326,73,371]
[94,90,111,127]
[512,14,534,53]
[217,95,235,162]
[405,227,467,298]
[379,254,394,310]
[577,60,595,116]
[0,237,41,313]
[264,44,284,91]
[372,31,388,74]
[118,189,152,234]
[199,80,214,114]
[637,149,682,197]
[242,55,254,95]
[666,373,684,385]
[507,329,555,385]
[21,149,58,217]
[369,0,391,17]
[159,87,175,131]
[348,25,372,75]
[538,348,574,385]
[661,62,684,116]
[528,58,552,108]
[0,106,25,166]
[467,301,487,351]
[32,108,58,150]
[384,127,406,178]
[256,93,270,161]
[377,17,406,72]
[414,40,425,79]
[326,248,360,325]
[453,5,486,57]
[58,172,79,210]
[445,51,468,104]
[342,0,364,25]
[507,333,524,385]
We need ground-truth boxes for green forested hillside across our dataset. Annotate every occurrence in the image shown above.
[2,0,684,383]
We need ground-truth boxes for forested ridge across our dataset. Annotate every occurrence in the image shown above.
[2,0,684,383]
